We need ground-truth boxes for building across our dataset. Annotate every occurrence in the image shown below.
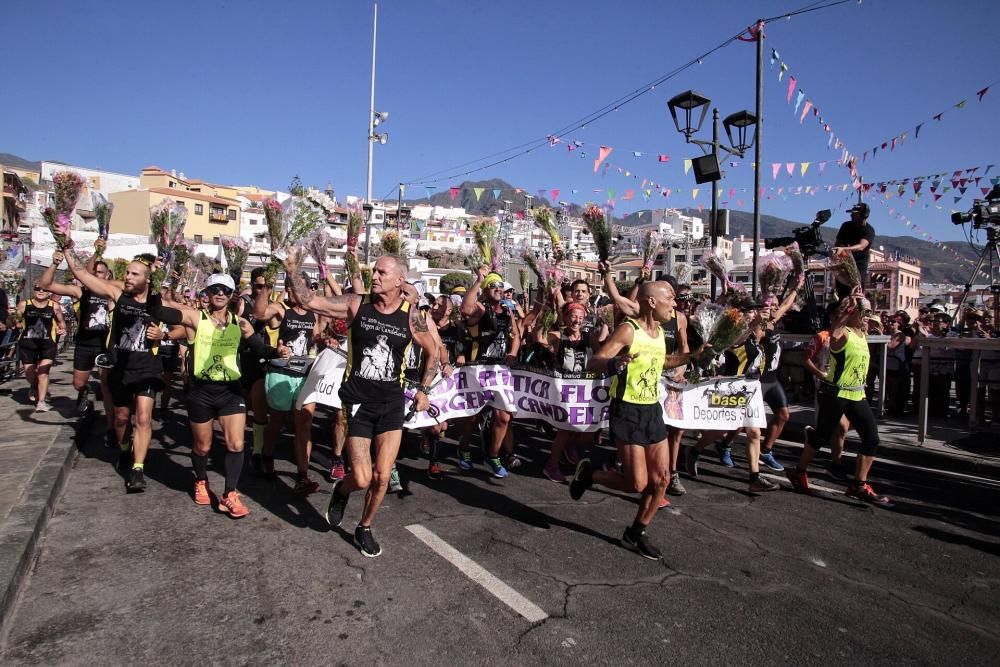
[109,166,241,242]
[866,248,921,316]
[2,167,29,234]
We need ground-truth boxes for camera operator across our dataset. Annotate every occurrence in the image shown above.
[834,203,875,299]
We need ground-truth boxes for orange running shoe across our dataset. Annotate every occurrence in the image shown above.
[658,495,671,509]
[219,491,250,518]
[193,479,211,506]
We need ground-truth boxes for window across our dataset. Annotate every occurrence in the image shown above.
[212,237,220,244]
[195,204,203,215]
[194,234,203,243]
[228,209,236,221]
[169,181,175,188]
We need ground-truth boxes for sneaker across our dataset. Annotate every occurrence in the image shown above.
[543,462,566,483]
[845,482,894,508]
[602,458,622,474]
[388,465,403,493]
[34,400,52,413]
[715,443,734,467]
[748,475,778,493]
[355,525,382,558]
[427,462,443,481]
[457,450,473,471]
[684,448,700,478]
[325,479,348,527]
[485,457,508,479]
[505,454,523,470]
[667,472,687,496]
[126,468,147,493]
[759,450,784,472]
[658,495,671,509]
[76,390,90,416]
[330,457,346,481]
[193,479,211,505]
[785,467,810,494]
[569,459,593,501]
[292,475,319,497]
[219,491,250,518]
[28,390,37,403]
[827,460,850,482]
[621,527,662,561]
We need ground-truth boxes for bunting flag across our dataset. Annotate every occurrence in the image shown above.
[683,159,692,175]
[492,188,501,199]
[425,187,435,199]
[632,151,643,157]
[772,163,781,180]
[449,187,459,201]
[550,189,560,201]
[473,187,484,201]
[787,76,796,103]
[799,100,813,123]
[800,162,810,177]
[785,163,794,177]
[692,189,699,200]
[658,154,670,163]
[623,190,634,201]
[593,145,613,174]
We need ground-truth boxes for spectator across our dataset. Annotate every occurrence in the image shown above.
[833,203,875,299]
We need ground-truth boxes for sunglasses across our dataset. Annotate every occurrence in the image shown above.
[252,282,267,289]
[485,282,503,289]
[205,285,234,296]
[33,286,48,292]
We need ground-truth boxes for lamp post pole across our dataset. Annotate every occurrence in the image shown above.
[397,182,403,232]
[363,2,378,265]
[752,19,764,298]
[710,108,720,300]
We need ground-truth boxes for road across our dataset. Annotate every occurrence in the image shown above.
[2,403,998,665]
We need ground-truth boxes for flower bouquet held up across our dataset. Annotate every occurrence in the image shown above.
[826,250,862,291]
[522,252,544,285]
[44,170,87,248]
[93,193,113,256]
[784,242,806,284]
[672,262,693,286]
[345,210,365,278]
[518,268,529,295]
[0,269,25,297]
[263,199,285,252]
[757,253,794,296]
[149,200,188,274]
[220,236,250,278]
[640,230,663,273]
[581,204,613,262]
[306,229,331,279]
[687,303,750,381]
[471,219,501,272]
[533,208,565,263]
[699,248,732,290]
[380,229,403,256]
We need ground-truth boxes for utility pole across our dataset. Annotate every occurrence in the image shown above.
[751,19,764,298]
[363,2,378,264]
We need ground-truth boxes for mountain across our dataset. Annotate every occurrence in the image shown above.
[0,153,41,173]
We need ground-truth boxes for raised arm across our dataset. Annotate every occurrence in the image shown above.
[460,266,488,324]
[64,248,122,301]
[600,261,639,318]
[38,252,82,300]
[771,275,804,324]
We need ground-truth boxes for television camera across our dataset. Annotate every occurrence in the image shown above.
[764,209,832,257]
[951,186,1000,229]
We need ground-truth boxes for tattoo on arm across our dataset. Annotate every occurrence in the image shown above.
[410,307,430,333]
[285,272,314,308]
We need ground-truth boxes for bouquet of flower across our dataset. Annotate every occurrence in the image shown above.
[380,229,402,256]
[672,262,692,286]
[345,210,365,278]
[640,230,663,272]
[699,248,731,289]
[93,193,113,251]
[149,200,188,272]
[533,207,565,263]
[0,269,24,296]
[306,228,331,279]
[518,268,528,295]
[43,171,86,249]
[220,236,249,277]
[263,199,285,252]
[522,252,544,285]
[826,250,862,291]
[785,242,805,283]
[471,219,500,271]
[693,303,749,359]
[171,239,196,277]
[599,303,615,332]
[758,253,794,296]
[539,303,558,334]
[360,266,373,291]
[581,204,613,262]
[110,258,129,281]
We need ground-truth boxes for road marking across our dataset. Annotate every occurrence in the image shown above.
[761,473,843,495]
[406,524,548,623]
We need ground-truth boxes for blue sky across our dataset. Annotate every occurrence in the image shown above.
[2,0,998,242]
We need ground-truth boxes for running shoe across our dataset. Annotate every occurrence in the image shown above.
[457,450,473,471]
[759,450,784,472]
[748,475,778,493]
[602,458,622,474]
[827,459,850,482]
[543,462,566,484]
[505,454,523,470]
[785,467,810,493]
[658,495,671,509]
[126,468,147,493]
[76,389,90,416]
[569,459,593,501]
[845,482,894,508]
[28,390,37,404]
[34,400,51,413]
[292,475,319,497]
[715,443,734,467]
[219,491,250,518]
[621,527,662,561]
[485,457,508,479]
[329,456,346,481]
[388,465,402,493]
[667,472,687,496]
[325,479,348,527]
[427,462,443,481]
[193,479,211,505]
[355,526,382,558]
[684,448,700,478]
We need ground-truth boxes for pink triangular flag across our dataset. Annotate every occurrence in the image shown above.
[787,76,796,104]
[449,187,459,201]
[771,163,781,180]
[799,100,813,123]
[550,189,560,201]
[785,163,795,177]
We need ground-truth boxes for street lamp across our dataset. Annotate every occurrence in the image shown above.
[667,89,757,299]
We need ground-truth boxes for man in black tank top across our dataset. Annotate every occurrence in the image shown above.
[14,282,65,412]
[45,248,116,435]
[283,250,440,558]
[64,248,184,494]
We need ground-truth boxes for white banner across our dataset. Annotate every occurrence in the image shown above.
[295,347,346,410]
[403,364,766,433]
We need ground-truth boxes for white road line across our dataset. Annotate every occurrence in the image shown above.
[406,524,548,623]
[761,473,842,495]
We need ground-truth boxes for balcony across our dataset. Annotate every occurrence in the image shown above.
[209,207,228,223]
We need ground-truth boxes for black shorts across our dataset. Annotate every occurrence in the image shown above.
[239,357,266,391]
[608,400,667,446]
[761,378,788,412]
[109,373,162,408]
[343,398,405,440]
[187,381,247,423]
[19,339,57,365]
[73,340,106,372]
[160,354,181,374]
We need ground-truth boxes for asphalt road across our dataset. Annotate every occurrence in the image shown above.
[2,401,998,666]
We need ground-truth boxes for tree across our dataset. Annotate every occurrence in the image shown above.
[288,175,305,197]
[440,271,474,294]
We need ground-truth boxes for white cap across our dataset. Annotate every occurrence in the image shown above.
[929,303,947,313]
[206,273,236,292]
[502,281,514,292]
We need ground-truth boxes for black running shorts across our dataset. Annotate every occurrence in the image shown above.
[73,341,105,372]
[608,400,668,446]
[19,339,57,365]
[761,378,788,412]
[343,398,405,440]
[108,373,162,408]
[187,381,247,423]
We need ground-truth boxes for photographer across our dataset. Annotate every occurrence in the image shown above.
[834,203,875,299]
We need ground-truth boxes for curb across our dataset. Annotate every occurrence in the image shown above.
[0,422,79,634]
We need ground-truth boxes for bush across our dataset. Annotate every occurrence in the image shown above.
[440,271,474,294]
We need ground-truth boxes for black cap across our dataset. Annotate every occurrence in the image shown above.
[850,202,870,217]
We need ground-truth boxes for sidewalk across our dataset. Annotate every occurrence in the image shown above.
[0,358,83,630]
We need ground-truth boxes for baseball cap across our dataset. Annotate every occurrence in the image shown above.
[450,286,467,295]
[850,202,870,217]
[206,273,236,292]
[502,281,514,292]
[929,303,947,313]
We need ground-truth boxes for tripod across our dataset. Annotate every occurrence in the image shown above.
[953,225,1000,330]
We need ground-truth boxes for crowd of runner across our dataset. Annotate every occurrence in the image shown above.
[1,231,995,562]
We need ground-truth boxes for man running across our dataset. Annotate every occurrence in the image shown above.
[12,281,65,411]
[283,252,439,557]
[570,281,705,561]
[166,273,285,518]
[63,250,184,492]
